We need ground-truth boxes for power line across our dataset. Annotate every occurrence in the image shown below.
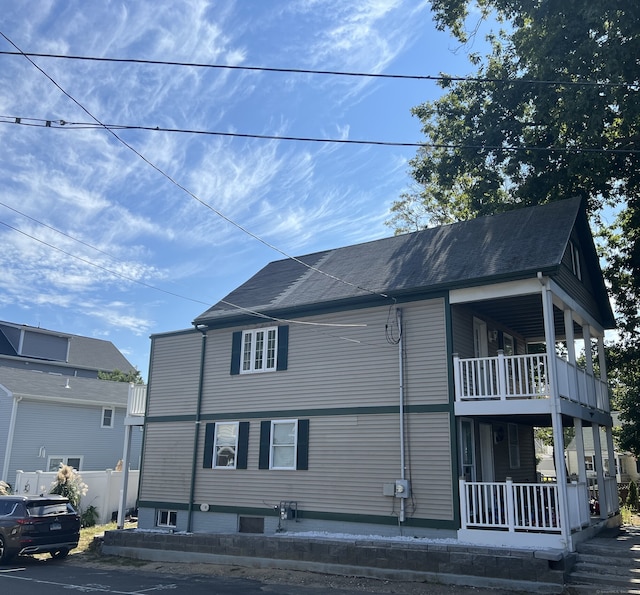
[0,32,392,308]
[0,50,637,89]
[2,115,639,155]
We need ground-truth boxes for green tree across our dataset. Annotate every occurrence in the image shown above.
[98,368,143,384]
[390,0,640,452]
[626,480,639,512]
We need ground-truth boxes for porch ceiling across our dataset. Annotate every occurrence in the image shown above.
[469,413,594,429]
[471,295,581,342]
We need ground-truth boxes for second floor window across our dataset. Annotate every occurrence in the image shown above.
[102,408,114,428]
[242,327,277,373]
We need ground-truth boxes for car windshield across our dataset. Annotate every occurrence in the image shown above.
[26,502,73,516]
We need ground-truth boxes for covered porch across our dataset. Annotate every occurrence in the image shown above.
[449,275,619,551]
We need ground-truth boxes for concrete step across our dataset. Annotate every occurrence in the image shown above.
[573,551,640,568]
[566,550,640,593]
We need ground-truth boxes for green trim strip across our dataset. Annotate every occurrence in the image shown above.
[445,293,461,527]
[138,501,458,531]
[146,404,450,424]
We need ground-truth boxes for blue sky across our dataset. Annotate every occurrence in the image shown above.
[0,1,489,378]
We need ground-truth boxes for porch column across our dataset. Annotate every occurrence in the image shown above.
[541,276,572,547]
[564,308,579,400]
[605,426,618,490]
[597,336,607,382]
[591,424,607,519]
[573,418,587,484]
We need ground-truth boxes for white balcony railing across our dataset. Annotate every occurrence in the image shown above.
[127,383,147,417]
[460,479,566,533]
[453,352,609,412]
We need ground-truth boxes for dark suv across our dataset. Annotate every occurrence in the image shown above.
[0,495,80,563]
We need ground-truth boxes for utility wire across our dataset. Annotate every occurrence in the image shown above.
[0,31,391,304]
[0,50,637,89]
[2,115,638,155]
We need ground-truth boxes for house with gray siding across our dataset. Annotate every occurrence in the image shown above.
[0,322,143,486]
[137,197,618,553]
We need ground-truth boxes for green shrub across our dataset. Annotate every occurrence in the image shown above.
[81,505,99,528]
[626,480,639,512]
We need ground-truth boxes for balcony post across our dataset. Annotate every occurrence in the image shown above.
[591,424,607,519]
[540,275,572,547]
[459,478,468,529]
[505,478,515,532]
[497,350,507,400]
[453,353,461,401]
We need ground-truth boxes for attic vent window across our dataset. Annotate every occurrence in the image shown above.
[570,241,582,281]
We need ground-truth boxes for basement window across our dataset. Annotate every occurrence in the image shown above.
[156,509,177,528]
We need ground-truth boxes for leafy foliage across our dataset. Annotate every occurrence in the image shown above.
[80,505,99,528]
[391,0,640,452]
[98,368,144,384]
[49,464,88,510]
[626,480,639,512]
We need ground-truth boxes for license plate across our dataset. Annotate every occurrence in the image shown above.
[50,522,61,531]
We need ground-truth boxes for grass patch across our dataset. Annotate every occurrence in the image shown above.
[71,521,138,555]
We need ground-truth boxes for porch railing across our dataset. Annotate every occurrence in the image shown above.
[453,352,609,412]
[127,383,147,417]
[459,479,561,533]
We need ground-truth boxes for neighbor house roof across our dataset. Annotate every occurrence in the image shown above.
[0,321,135,373]
[194,198,614,328]
[0,366,129,408]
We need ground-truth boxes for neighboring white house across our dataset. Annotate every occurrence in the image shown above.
[0,321,144,487]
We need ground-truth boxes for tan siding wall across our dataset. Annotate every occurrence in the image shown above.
[194,412,453,521]
[201,300,448,415]
[147,332,202,417]
[139,422,194,502]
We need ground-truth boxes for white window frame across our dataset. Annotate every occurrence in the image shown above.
[570,241,582,280]
[156,509,177,528]
[101,407,114,428]
[270,419,298,470]
[213,422,239,469]
[508,423,520,469]
[241,327,278,374]
[47,456,83,471]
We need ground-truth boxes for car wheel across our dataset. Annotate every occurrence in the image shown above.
[50,548,69,560]
[0,535,14,564]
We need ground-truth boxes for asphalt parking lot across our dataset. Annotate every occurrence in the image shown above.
[0,553,525,594]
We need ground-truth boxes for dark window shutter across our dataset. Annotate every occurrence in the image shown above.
[296,419,309,470]
[258,420,271,469]
[230,331,242,375]
[237,422,250,469]
[203,423,215,468]
[276,325,289,371]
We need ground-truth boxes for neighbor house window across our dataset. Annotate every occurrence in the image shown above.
[258,419,309,470]
[156,509,177,528]
[230,326,289,375]
[48,456,82,471]
[508,423,520,469]
[203,422,250,469]
[102,407,114,428]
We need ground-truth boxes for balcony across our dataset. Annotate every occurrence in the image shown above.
[453,352,609,413]
[125,383,146,425]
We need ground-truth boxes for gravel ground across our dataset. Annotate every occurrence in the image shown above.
[68,551,528,594]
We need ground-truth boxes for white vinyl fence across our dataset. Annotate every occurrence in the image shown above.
[13,469,139,525]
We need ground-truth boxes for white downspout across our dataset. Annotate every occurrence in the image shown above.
[539,273,572,549]
[2,388,21,484]
[397,308,406,523]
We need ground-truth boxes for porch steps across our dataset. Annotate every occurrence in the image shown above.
[565,526,640,594]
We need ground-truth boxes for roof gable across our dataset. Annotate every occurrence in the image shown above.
[195,198,613,328]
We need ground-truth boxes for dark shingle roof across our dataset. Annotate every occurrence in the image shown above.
[194,198,612,327]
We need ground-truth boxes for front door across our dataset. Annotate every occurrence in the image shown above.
[460,419,476,481]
